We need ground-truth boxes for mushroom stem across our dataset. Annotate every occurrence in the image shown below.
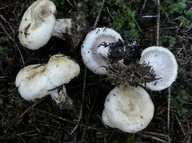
[49,86,67,105]
[49,86,73,109]
[52,19,72,39]
[53,12,89,47]
[98,44,109,58]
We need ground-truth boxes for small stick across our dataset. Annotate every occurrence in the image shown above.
[138,133,167,143]
[80,83,100,142]
[0,22,25,66]
[167,87,171,143]
[93,0,107,29]
[174,114,186,136]
[141,131,169,138]
[139,0,148,17]
[35,108,77,124]
[70,66,87,134]
[18,96,48,118]
[155,1,172,142]
[156,0,160,46]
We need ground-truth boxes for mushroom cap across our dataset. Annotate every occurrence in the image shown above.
[139,46,178,91]
[102,85,154,133]
[15,54,80,101]
[81,27,123,75]
[18,0,56,50]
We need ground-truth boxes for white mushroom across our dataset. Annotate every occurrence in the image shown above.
[15,54,80,105]
[102,85,154,133]
[139,46,178,91]
[19,0,88,50]
[81,27,123,75]
[18,0,57,50]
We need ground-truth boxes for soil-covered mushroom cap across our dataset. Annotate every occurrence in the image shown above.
[15,54,80,101]
[81,27,123,75]
[102,85,154,133]
[139,46,178,91]
[18,0,56,50]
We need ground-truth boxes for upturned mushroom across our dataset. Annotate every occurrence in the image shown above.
[81,27,136,75]
[19,0,88,50]
[15,54,80,106]
[102,84,154,133]
[139,46,178,91]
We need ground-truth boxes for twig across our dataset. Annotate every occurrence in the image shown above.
[167,87,171,143]
[15,44,25,67]
[138,133,167,143]
[80,83,100,142]
[152,0,171,22]
[70,66,87,134]
[67,0,79,11]
[0,21,25,66]
[141,131,169,138]
[139,0,148,17]
[156,0,160,46]
[93,0,107,29]
[156,1,171,142]
[18,96,48,118]
[174,114,185,136]
[186,120,192,143]
[35,109,78,124]
[35,109,110,132]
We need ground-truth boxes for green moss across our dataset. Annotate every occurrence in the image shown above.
[161,0,187,14]
[159,36,176,49]
[161,0,191,29]
[172,89,189,117]
[105,0,139,39]
[0,46,14,55]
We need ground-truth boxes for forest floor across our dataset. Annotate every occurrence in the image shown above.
[0,0,191,143]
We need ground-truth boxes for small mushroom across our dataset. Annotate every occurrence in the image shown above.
[102,85,154,133]
[19,0,88,50]
[139,46,178,91]
[15,54,80,106]
[81,27,123,75]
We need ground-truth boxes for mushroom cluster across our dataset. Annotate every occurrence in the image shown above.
[16,0,178,135]
[81,28,178,133]
[16,0,85,107]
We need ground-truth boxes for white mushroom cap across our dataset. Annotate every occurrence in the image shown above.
[102,85,154,133]
[18,0,56,50]
[139,46,178,91]
[81,27,123,75]
[15,54,80,102]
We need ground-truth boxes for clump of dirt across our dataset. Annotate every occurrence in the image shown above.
[106,61,157,87]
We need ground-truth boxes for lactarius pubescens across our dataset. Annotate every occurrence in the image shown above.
[18,0,57,50]
[81,27,123,75]
[139,46,178,91]
[15,54,80,106]
[19,0,88,50]
[102,85,154,133]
